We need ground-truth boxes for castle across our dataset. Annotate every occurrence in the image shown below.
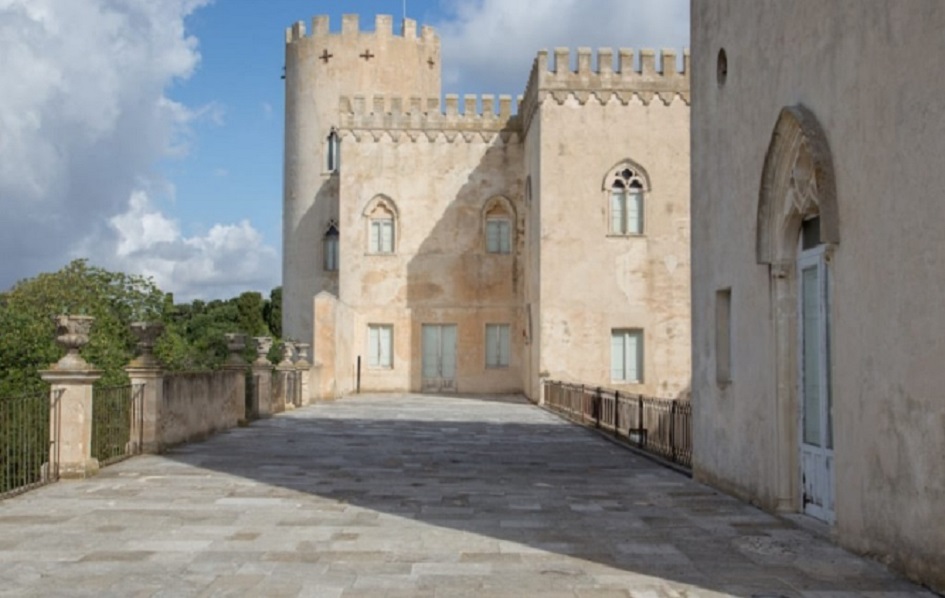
[282,14,691,401]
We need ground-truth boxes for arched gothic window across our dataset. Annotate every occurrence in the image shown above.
[482,196,515,254]
[323,220,339,271]
[606,164,648,235]
[326,128,340,172]
[363,196,398,254]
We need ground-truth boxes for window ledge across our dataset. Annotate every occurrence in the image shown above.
[606,233,646,239]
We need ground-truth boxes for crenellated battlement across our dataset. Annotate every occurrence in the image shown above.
[337,94,522,143]
[520,47,690,133]
[286,14,438,44]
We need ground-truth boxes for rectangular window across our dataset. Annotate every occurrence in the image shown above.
[610,190,643,235]
[485,324,511,368]
[370,219,394,253]
[324,235,338,271]
[486,218,511,254]
[716,288,732,384]
[367,324,393,369]
[611,329,643,382]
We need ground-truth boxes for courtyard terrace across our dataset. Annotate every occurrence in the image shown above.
[0,394,935,597]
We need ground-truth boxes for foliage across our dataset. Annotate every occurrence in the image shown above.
[0,260,164,395]
[0,259,284,394]
[263,287,282,339]
[0,260,285,495]
[155,290,283,371]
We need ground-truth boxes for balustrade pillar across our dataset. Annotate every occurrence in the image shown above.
[125,321,165,454]
[252,337,274,417]
[222,333,248,422]
[40,315,102,478]
[294,342,312,406]
[276,342,296,411]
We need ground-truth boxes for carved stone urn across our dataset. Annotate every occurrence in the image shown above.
[279,341,296,367]
[130,321,164,367]
[295,343,311,368]
[53,314,95,369]
[224,333,247,367]
[253,336,273,366]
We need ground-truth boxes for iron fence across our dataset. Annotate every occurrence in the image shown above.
[543,380,692,469]
[0,390,61,499]
[92,383,143,466]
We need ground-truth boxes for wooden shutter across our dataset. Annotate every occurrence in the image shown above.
[498,324,510,366]
[499,221,511,254]
[611,331,624,380]
[611,191,625,234]
[379,325,392,368]
[485,325,498,366]
[626,331,641,382]
[368,326,380,367]
[380,220,393,252]
[370,221,381,253]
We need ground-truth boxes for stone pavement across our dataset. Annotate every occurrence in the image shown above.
[0,394,936,597]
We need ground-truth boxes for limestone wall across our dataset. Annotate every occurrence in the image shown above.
[335,129,524,394]
[159,371,244,448]
[691,1,945,590]
[525,49,691,400]
[283,14,441,345]
[522,109,543,402]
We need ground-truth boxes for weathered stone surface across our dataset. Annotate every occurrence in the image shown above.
[691,3,945,592]
[0,395,933,596]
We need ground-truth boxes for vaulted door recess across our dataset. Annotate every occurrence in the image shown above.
[798,229,834,522]
[422,324,457,392]
[756,105,840,520]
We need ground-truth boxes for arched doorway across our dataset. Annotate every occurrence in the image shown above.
[757,105,839,522]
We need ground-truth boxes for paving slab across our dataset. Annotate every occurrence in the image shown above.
[0,393,937,597]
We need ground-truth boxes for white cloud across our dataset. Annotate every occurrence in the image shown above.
[0,0,220,292]
[92,191,278,302]
[434,0,690,96]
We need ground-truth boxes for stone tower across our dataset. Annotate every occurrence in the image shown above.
[283,14,441,344]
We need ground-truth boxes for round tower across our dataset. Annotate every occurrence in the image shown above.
[282,14,441,344]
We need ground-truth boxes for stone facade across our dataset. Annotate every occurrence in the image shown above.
[691,1,945,591]
[284,15,691,400]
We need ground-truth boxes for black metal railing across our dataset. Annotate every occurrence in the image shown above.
[92,384,143,466]
[0,390,61,499]
[543,380,692,469]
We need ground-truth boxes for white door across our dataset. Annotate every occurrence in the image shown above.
[798,246,834,522]
[422,324,457,392]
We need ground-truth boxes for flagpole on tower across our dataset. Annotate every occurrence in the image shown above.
[403,0,407,21]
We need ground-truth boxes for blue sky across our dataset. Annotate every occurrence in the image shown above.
[0,0,689,301]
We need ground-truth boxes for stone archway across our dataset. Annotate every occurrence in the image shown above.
[756,105,838,514]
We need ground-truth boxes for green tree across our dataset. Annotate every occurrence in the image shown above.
[0,260,164,395]
[236,292,269,337]
[263,286,282,339]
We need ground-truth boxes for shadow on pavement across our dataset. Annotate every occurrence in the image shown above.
[158,394,923,597]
